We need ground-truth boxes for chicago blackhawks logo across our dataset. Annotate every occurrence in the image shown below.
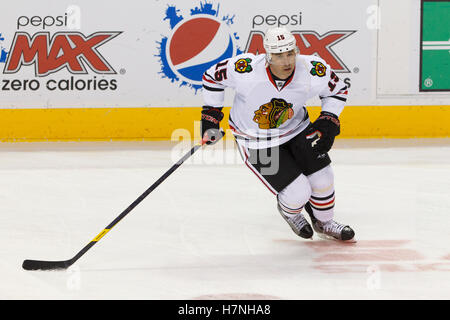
[253,98,294,129]
[235,58,252,73]
[310,61,327,77]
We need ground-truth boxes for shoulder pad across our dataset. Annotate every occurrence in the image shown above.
[299,54,329,78]
[231,53,262,74]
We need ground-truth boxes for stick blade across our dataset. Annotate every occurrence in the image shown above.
[22,259,72,271]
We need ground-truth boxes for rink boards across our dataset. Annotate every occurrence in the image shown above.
[0,0,449,141]
[0,105,449,142]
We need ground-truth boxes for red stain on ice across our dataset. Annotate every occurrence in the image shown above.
[314,249,424,262]
[275,239,450,273]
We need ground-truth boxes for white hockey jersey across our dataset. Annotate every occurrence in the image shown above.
[202,53,348,149]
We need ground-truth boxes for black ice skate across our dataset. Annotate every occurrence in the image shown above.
[304,202,355,242]
[277,204,314,239]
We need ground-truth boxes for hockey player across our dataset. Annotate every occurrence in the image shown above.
[200,27,355,241]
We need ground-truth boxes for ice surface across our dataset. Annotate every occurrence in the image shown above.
[1,139,449,299]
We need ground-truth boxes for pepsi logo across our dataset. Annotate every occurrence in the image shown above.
[157,4,241,92]
[166,15,236,85]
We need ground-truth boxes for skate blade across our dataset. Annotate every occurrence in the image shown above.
[317,233,357,243]
[298,234,314,240]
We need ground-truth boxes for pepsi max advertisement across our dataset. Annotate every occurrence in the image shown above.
[0,0,365,108]
[0,11,121,93]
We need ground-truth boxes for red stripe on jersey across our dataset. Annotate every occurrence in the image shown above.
[202,75,218,85]
[281,70,295,90]
[266,67,278,89]
[265,66,295,91]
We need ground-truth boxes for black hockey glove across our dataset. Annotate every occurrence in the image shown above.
[201,106,224,145]
[310,111,340,153]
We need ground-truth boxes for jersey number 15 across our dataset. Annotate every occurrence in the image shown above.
[214,61,228,81]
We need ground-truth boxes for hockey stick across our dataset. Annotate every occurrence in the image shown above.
[22,138,213,271]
